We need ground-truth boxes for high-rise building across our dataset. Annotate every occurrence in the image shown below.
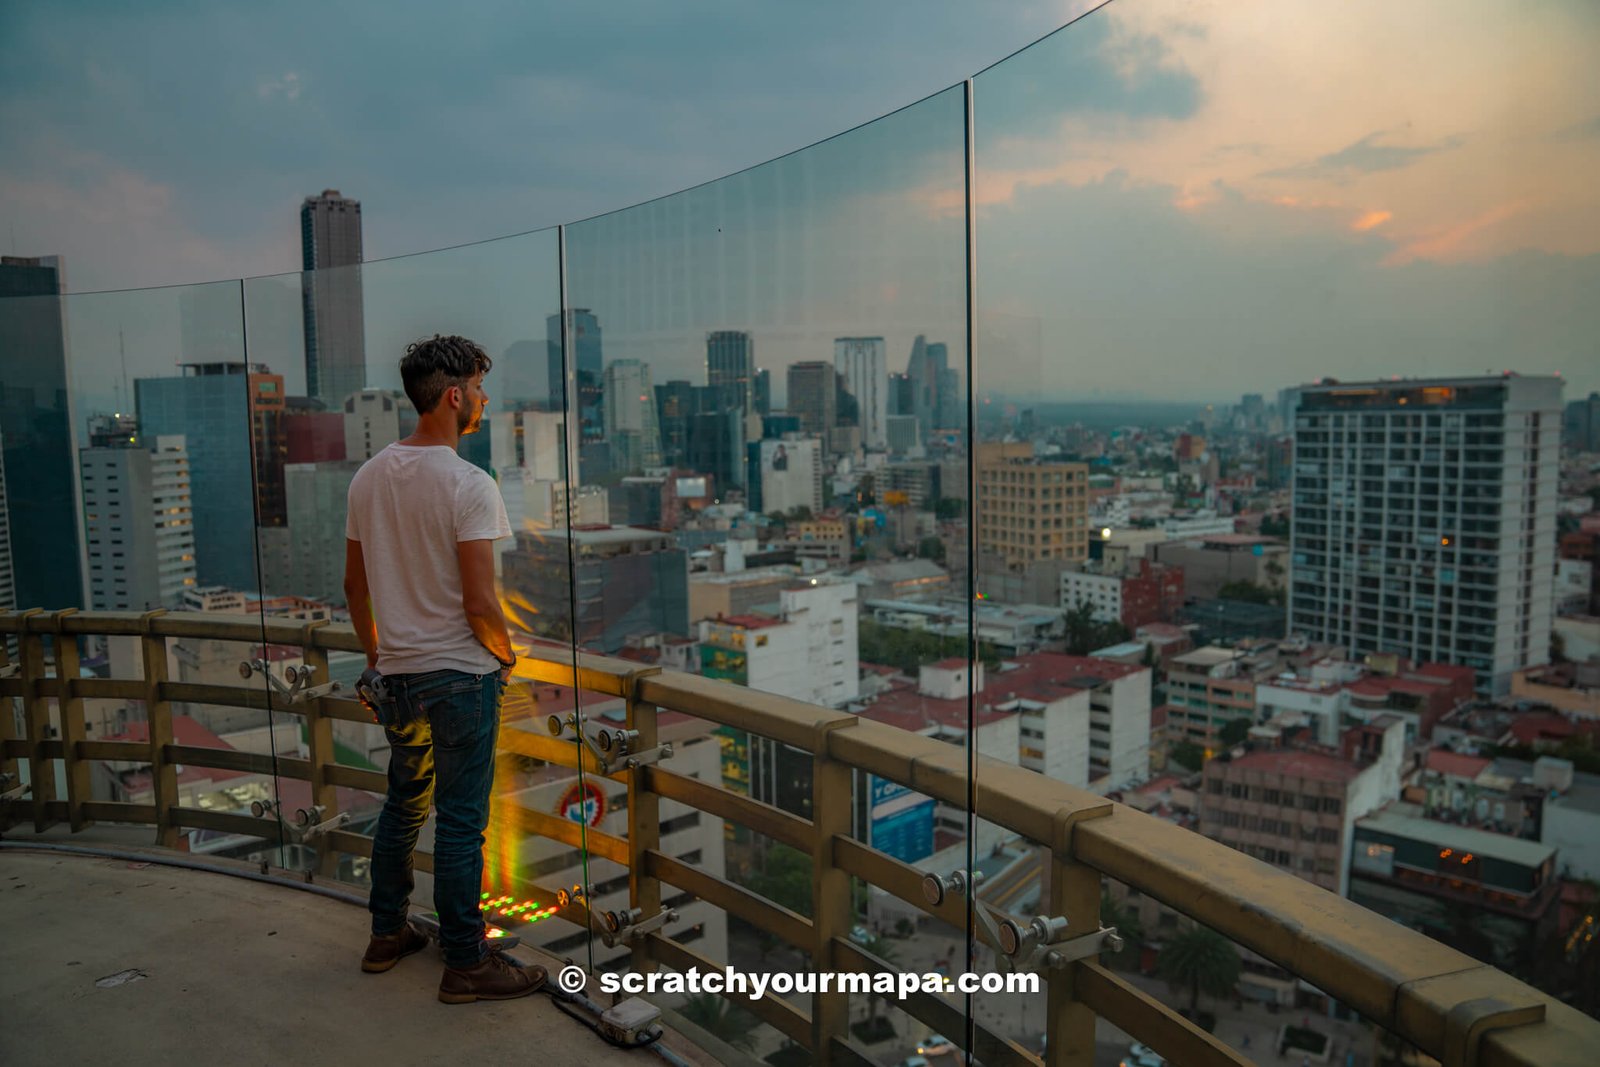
[546,309,603,439]
[905,335,954,438]
[976,442,1089,571]
[654,380,698,468]
[706,331,754,416]
[342,389,413,463]
[601,359,663,474]
[687,407,745,492]
[502,525,688,652]
[835,337,887,450]
[753,368,771,418]
[79,423,196,611]
[749,436,822,516]
[1565,392,1600,452]
[1289,375,1562,694]
[135,363,268,591]
[0,255,84,610]
[787,361,836,439]
[0,423,15,620]
[300,190,366,407]
[249,368,288,527]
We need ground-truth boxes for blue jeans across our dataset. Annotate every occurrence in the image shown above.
[367,668,503,967]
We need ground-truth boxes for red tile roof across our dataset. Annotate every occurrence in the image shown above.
[720,614,785,630]
[1221,748,1364,783]
[857,652,1148,733]
[1425,749,1492,780]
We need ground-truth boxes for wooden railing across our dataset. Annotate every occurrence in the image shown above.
[2,609,1595,1066]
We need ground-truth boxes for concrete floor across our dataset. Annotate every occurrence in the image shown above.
[0,847,710,1067]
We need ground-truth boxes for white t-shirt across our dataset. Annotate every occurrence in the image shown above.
[345,443,512,675]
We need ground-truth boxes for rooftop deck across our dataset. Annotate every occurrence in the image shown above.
[0,841,711,1067]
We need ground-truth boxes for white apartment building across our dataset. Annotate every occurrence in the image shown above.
[343,389,410,462]
[697,577,858,708]
[81,433,197,612]
[835,337,888,450]
[755,435,823,517]
[1289,376,1562,694]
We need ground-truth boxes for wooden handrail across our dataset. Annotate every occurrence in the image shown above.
[0,608,1594,1067]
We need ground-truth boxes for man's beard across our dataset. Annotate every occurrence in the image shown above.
[459,405,482,435]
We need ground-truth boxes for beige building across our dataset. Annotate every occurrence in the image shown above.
[975,442,1088,571]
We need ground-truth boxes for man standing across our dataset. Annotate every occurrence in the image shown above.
[343,334,544,1003]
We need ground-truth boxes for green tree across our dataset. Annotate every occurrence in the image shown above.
[933,496,965,520]
[1169,741,1205,772]
[1218,717,1253,747]
[745,842,812,918]
[1217,580,1277,605]
[1157,924,1241,1013]
[679,992,757,1050]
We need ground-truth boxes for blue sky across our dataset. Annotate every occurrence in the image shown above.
[5,0,1597,407]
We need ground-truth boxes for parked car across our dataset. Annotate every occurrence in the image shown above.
[1120,1042,1166,1067]
[917,1035,955,1056]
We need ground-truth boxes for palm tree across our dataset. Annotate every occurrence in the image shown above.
[679,992,757,1050]
[1157,924,1241,1014]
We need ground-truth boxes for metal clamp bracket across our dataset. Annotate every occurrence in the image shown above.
[238,659,342,706]
[290,804,351,841]
[546,713,673,775]
[0,664,18,679]
[598,905,679,948]
[997,914,1122,973]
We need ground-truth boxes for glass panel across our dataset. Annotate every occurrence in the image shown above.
[243,229,581,952]
[39,282,287,862]
[973,0,1598,1056]
[563,83,971,1059]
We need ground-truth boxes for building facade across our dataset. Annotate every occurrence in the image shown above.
[80,427,196,612]
[1289,376,1562,693]
[976,442,1089,571]
[835,337,887,450]
[299,190,366,407]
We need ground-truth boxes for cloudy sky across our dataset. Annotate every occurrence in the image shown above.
[5,0,1597,407]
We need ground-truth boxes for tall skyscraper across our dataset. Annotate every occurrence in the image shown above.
[0,254,84,609]
[655,380,698,468]
[787,361,837,439]
[0,423,15,620]
[135,363,265,592]
[1565,392,1600,452]
[249,368,288,527]
[753,368,772,418]
[706,331,754,416]
[835,337,888,450]
[79,421,196,611]
[1289,376,1562,694]
[602,359,663,473]
[905,335,951,438]
[546,309,603,437]
[300,190,366,407]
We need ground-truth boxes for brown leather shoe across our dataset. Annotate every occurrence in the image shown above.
[361,923,430,973]
[438,952,547,1004]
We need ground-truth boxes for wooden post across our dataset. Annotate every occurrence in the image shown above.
[810,718,857,1065]
[1045,810,1102,1067]
[51,610,93,832]
[0,614,17,830]
[139,610,179,848]
[299,621,340,877]
[626,670,661,978]
[15,610,53,831]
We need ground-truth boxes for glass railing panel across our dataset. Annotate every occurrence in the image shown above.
[242,229,583,951]
[563,81,972,1057]
[24,281,290,863]
[972,0,1599,1053]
